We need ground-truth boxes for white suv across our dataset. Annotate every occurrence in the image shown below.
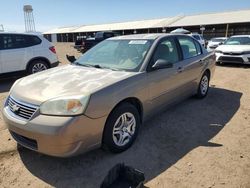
[0,32,59,75]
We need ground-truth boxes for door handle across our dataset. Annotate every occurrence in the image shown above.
[177,67,184,73]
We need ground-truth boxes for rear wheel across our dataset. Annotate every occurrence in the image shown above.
[196,72,210,98]
[102,103,140,153]
[28,60,49,74]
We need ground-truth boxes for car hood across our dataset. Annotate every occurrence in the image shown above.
[11,65,137,105]
[208,41,220,46]
[216,45,250,52]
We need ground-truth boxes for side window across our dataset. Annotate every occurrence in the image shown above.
[25,35,41,46]
[0,35,3,50]
[2,35,14,49]
[14,35,26,48]
[2,34,26,49]
[177,37,199,59]
[194,40,202,55]
[153,37,179,64]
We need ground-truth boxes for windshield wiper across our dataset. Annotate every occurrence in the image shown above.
[73,62,101,68]
[73,62,119,71]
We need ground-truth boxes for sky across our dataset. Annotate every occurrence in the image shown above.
[1,0,250,32]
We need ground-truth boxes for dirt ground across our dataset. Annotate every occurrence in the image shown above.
[0,43,250,188]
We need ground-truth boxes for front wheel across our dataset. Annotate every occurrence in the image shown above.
[102,103,141,153]
[196,72,210,98]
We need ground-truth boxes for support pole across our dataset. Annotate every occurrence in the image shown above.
[225,24,229,37]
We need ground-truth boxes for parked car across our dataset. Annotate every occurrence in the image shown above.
[207,37,227,51]
[189,33,205,47]
[74,35,87,51]
[74,31,118,53]
[0,32,59,75]
[3,34,215,157]
[215,35,250,64]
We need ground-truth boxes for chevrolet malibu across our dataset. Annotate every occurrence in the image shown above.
[3,34,215,157]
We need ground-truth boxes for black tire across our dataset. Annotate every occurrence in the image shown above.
[196,72,210,99]
[102,103,141,153]
[27,60,49,74]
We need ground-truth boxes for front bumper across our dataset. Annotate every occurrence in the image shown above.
[215,53,250,64]
[3,105,107,157]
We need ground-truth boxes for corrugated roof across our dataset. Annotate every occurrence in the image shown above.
[169,9,250,27]
[43,26,82,34]
[43,9,250,34]
[44,16,181,34]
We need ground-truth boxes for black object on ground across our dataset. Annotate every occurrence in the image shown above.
[100,163,145,188]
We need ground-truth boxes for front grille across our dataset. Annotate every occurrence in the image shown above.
[218,56,244,63]
[7,96,38,120]
[223,52,242,55]
[10,131,38,150]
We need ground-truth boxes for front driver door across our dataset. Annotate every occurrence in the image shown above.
[146,37,184,114]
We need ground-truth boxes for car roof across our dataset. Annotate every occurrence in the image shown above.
[109,33,189,40]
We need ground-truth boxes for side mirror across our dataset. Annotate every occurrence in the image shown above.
[152,59,173,70]
[66,54,76,63]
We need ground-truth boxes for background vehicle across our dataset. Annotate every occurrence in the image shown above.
[207,37,227,51]
[190,33,205,47]
[215,35,250,64]
[0,32,59,75]
[3,34,215,157]
[74,35,87,51]
[74,31,118,53]
[170,29,205,47]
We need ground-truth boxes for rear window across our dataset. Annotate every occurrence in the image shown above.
[0,34,41,50]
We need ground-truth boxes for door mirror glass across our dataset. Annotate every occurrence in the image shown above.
[152,59,173,70]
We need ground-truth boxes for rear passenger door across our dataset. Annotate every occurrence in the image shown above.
[176,36,204,92]
[0,34,30,73]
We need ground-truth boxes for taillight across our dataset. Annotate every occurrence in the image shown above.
[49,46,56,54]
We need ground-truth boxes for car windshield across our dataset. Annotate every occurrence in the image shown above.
[211,38,226,42]
[75,39,153,72]
[224,37,250,45]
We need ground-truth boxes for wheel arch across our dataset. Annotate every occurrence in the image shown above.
[204,69,211,79]
[109,97,144,123]
[101,97,143,149]
[26,57,51,71]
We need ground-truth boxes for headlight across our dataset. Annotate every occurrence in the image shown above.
[243,51,250,54]
[40,95,90,116]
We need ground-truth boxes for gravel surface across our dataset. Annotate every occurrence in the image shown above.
[0,43,249,188]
